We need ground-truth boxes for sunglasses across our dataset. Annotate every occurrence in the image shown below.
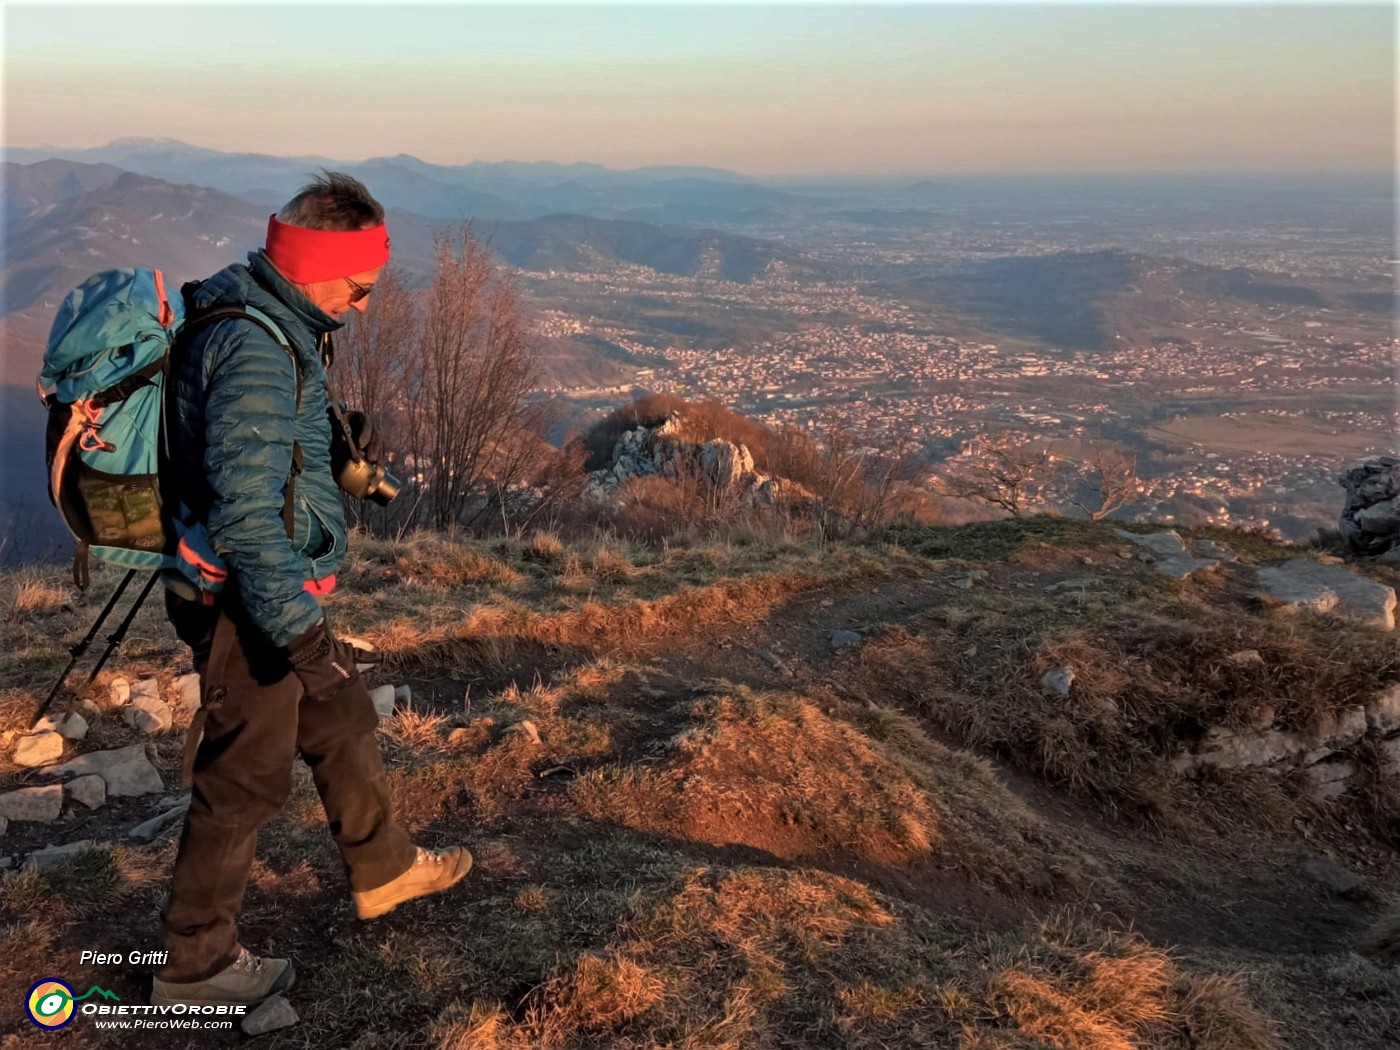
[345,275,376,304]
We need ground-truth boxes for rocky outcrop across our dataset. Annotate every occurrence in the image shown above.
[1115,529,1220,579]
[584,413,814,510]
[1174,682,1400,801]
[1339,456,1400,558]
[1256,559,1396,631]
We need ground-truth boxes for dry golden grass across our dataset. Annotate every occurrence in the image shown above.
[0,919,54,990]
[0,843,165,924]
[7,577,73,619]
[571,686,937,865]
[975,913,1277,1050]
[380,570,846,674]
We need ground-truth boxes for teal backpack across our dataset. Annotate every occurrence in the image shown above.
[39,267,297,589]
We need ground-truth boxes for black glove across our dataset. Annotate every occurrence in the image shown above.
[285,621,366,703]
[329,407,381,478]
[345,410,381,464]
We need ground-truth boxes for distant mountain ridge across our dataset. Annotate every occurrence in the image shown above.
[0,159,805,376]
[2,139,802,227]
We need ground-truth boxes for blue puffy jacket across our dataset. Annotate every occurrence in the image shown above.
[166,250,348,647]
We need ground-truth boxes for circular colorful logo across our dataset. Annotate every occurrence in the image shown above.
[27,978,76,1029]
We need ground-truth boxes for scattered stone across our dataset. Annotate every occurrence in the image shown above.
[155,794,189,812]
[1256,560,1396,631]
[1115,529,1219,578]
[174,673,201,711]
[1044,578,1092,595]
[24,840,97,872]
[1367,683,1400,734]
[830,629,862,649]
[108,678,131,708]
[128,798,190,843]
[1041,667,1075,697]
[820,598,834,607]
[44,744,163,797]
[1300,856,1368,899]
[241,995,299,1036]
[123,691,173,734]
[67,775,106,810]
[14,731,65,768]
[131,677,160,705]
[393,685,412,705]
[34,711,89,741]
[369,685,397,719]
[1225,650,1265,667]
[0,785,64,823]
[78,698,102,721]
[448,719,495,752]
[1193,539,1239,562]
[757,650,794,677]
[507,720,541,746]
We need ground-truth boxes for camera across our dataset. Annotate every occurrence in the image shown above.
[329,404,400,506]
[335,456,401,506]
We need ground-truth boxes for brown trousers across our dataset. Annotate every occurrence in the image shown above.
[161,590,416,982]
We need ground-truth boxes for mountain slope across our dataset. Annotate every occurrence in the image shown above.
[0,521,1396,1047]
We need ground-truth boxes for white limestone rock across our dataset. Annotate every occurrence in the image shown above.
[1304,759,1355,801]
[128,798,190,843]
[44,743,163,797]
[13,730,65,768]
[123,691,173,734]
[108,678,131,708]
[1041,667,1075,698]
[1256,559,1396,630]
[370,685,397,719]
[0,784,64,823]
[241,995,299,1035]
[1115,529,1219,578]
[67,775,106,810]
[393,684,412,705]
[33,711,89,741]
[174,673,202,711]
[24,840,97,872]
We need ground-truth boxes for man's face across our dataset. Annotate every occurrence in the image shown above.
[305,266,383,319]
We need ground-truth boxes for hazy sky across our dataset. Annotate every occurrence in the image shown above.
[2,2,1393,175]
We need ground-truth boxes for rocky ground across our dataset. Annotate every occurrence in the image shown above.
[0,519,1397,1048]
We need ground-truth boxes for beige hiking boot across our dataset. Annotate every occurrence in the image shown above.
[151,947,294,1007]
[353,845,473,920]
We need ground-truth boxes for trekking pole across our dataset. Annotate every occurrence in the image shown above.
[85,570,162,685]
[34,568,138,722]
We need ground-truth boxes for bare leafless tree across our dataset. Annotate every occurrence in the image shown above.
[412,225,545,531]
[938,431,1064,516]
[1061,442,1142,521]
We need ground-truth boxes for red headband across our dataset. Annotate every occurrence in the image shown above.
[264,214,391,284]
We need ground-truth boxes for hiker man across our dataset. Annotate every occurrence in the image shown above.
[152,173,471,1008]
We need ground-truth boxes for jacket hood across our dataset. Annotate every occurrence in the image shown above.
[188,250,343,368]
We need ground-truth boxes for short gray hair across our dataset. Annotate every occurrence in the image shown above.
[277,171,385,230]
